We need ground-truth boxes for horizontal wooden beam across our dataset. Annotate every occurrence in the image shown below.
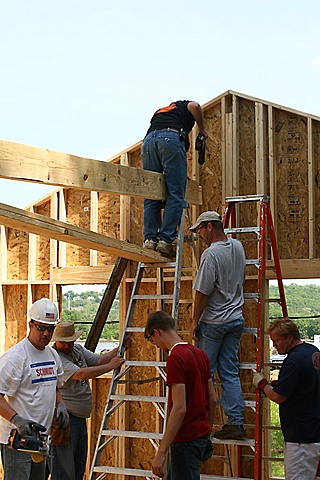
[0,202,168,263]
[52,266,114,285]
[267,259,320,280]
[0,140,202,205]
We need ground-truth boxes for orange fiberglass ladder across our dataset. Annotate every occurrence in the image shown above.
[222,194,288,480]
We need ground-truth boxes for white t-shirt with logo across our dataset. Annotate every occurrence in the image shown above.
[0,337,63,444]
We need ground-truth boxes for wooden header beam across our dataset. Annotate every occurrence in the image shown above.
[0,202,168,263]
[0,140,202,205]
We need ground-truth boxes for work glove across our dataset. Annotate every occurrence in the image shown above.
[253,372,268,391]
[56,402,69,429]
[10,413,34,436]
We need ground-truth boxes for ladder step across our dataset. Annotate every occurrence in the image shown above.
[224,227,260,234]
[266,298,281,303]
[245,400,256,409]
[243,327,257,335]
[239,362,257,370]
[110,394,167,402]
[246,259,259,266]
[212,437,255,447]
[133,294,173,300]
[125,327,145,332]
[101,429,162,440]
[92,466,156,477]
[225,194,265,203]
[244,293,259,300]
[201,476,254,480]
[202,476,254,480]
[125,360,166,367]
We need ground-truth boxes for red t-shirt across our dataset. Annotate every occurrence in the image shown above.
[166,343,212,442]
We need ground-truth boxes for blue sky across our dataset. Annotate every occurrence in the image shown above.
[1,0,320,208]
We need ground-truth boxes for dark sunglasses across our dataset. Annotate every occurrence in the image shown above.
[31,320,55,333]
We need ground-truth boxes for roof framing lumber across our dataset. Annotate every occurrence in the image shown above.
[0,140,202,205]
[0,202,167,263]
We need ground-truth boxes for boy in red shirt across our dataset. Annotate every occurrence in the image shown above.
[145,311,216,480]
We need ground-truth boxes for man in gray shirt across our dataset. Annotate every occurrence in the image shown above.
[50,321,124,480]
[190,211,246,440]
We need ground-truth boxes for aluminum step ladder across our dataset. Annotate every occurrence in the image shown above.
[89,207,192,479]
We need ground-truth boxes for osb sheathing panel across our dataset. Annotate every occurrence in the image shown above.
[274,111,309,259]
[34,201,51,280]
[6,229,29,280]
[314,120,320,257]
[65,190,91,266]
[97,191,120,266]
[4,285,28,349]
[200,103,222,212]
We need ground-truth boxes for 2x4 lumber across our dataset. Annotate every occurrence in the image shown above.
[255,102,266,194]
[52,266,114,285]
[0,202,167,263]
[0,140,202,205]
[307,117,315,258]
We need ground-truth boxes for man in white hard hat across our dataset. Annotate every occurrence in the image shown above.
[50,321,125,480]
[0,298,69,480]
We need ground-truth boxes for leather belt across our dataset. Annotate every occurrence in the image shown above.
[155,128,180,134]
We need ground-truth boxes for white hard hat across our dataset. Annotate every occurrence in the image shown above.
[28,298,59,325]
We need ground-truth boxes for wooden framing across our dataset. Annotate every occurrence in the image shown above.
[0,90,320,480]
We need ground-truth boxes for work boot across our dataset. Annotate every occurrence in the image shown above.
[156,240,176,258]
[143,239,157,251]
[213,424,246,440]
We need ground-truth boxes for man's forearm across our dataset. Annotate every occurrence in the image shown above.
[157,404,186,455]
[98,346,118,365]
[0,394,16,422]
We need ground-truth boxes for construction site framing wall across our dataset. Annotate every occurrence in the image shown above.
[0,90,319,479]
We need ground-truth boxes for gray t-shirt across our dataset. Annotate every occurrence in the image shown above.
[54,343,100,418]
[193,237,245,324]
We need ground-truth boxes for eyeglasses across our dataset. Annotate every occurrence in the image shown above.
[196,223,208,235]
[145,330,155,342]
[31,321,55,333]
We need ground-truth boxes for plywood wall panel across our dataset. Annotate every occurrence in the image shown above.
[34,201,51,280]
[4,285,28,349]
[314,121,320,258]
[199,103,223,213]
[65,190,91,266]
[274,110,309,259]
[97,191,120,266]
[6,229,28,280]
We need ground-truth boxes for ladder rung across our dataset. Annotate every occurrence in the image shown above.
[243,327,258,335]
[110,394,167,402]
[124,360,166,367]
[225,194,265,203]
[245,400,256,409]
[246,259,259,266]
[212,437,255,447]
[239,362,256,370]
[92,466,156,477]
[244,293,259,300]
[265,298,281,303]
[125,327,145,332]
[101,429,162,440]
[133,294,173,300]
[225,227,260,234]
[201,476,254,480]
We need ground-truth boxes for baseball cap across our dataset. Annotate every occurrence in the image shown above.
[190,211,222,232]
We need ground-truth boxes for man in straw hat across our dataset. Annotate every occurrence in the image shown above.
[49,321,125,480]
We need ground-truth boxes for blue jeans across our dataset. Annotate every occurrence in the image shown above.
[0,443,46,480]
[142,130,187,243]
[167,435,208,480]
[50,414,87,480]
[198,317,245,425]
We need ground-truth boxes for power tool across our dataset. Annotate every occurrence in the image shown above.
[8,422,50,463]
[195,134,206,165]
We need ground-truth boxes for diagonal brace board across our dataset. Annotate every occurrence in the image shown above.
[0,140,202,205]
[0,202,167,263]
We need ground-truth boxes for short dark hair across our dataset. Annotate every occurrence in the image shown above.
[144,311,175,338]
[267,317,301,340]
[208,220,224,232]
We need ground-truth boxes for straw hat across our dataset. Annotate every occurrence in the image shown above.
[52,321,83,342]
